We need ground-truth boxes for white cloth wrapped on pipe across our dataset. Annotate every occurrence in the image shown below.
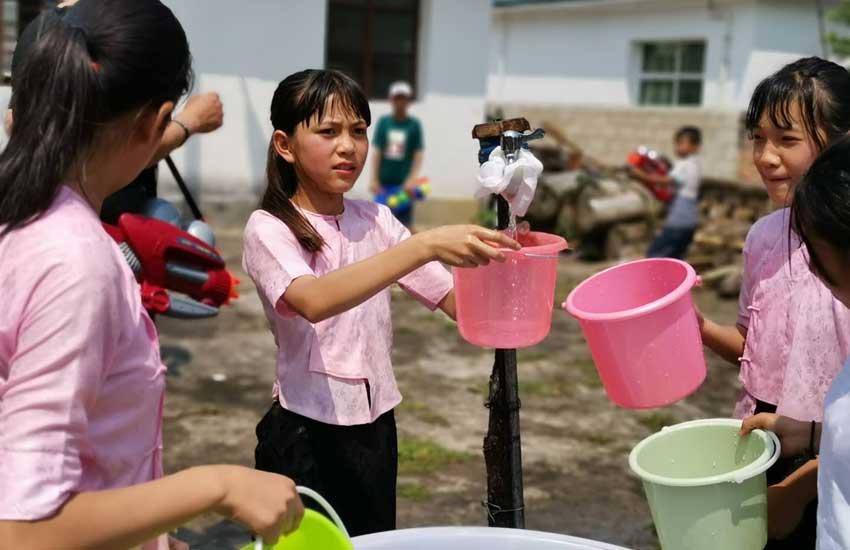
[475,146,543,217]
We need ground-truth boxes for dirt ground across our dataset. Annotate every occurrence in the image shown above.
[161,227,741,550]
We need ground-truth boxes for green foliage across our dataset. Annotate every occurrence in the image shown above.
[828,1,850,57]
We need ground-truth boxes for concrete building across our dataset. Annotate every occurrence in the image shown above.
[489,0,837,182]
[0,0,493,223]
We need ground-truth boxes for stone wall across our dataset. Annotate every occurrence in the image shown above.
[488,103,754,183]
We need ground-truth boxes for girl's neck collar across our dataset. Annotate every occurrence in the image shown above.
[291,187,345,219]
[292,197,346,220]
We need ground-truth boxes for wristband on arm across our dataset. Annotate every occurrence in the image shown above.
[171,118,191,145]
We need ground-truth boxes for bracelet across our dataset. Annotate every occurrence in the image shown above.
[171,118,191,144]
[809,420,817,459]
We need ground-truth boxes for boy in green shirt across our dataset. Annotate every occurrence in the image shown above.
[370,81,424,227]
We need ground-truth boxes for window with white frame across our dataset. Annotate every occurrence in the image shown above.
[636,41,705,107]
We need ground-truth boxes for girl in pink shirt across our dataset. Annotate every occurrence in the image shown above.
[700,57,850,548]
[243,69,519,536]
[0,2,303,548]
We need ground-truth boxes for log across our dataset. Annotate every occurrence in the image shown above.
[576,188,648,233]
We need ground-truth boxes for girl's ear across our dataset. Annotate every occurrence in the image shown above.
[273,129,296,164]
[134,101,175,147]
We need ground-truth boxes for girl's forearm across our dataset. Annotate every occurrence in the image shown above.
[702,319,746,365]
[778,459,819,504]
[0,465,225,550]
[438,290,456,320]
[285,234,433,323]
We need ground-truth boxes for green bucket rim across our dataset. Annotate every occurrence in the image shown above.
[628,418,781,487]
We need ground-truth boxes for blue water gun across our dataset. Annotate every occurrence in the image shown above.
[375,177,430,214]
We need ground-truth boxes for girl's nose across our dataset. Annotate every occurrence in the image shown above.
[337,132,355,154]
[756,142,781,170]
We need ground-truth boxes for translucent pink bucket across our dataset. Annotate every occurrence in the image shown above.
[454,231,568,349]
[563,258,706,409]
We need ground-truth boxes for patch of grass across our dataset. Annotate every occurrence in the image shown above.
[638,412,679,434]
[397,481,432,501]
[519,380,551,397]
[395,324,417,337]
[517,349,551,362]
[398,437,475,475]
[572,359,603,388]
[579,432,614,446]
[472,377,577,401]
[396,400,450,427]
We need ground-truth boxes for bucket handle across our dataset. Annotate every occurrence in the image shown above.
[254,486,350,549]
[731,430,782,484]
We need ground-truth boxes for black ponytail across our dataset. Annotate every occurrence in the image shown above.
[0,0,192,235]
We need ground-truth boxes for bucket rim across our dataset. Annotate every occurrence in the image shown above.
[502,230,569,257]
[628,418,781,487]
[351,526,632,549]
[563,258,696,322]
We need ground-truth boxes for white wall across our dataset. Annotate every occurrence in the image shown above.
[736,0,827,106]
[160,0,327,201]
[488,0,828,111]
[160,0,490,202]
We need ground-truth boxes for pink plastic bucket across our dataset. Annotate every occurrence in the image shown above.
[454,231,568,349]
[563,258,706,409]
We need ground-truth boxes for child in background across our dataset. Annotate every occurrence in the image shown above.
[0,2,302,549]
[701,57,850,548]
[741,135,850,550]
[243,69,518,536]
[631,125,702,260]
[369,80,423,228]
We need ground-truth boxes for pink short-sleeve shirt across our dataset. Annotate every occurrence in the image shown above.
[0,187,166,548]
[242,200,453,426]
[735,208,850,421]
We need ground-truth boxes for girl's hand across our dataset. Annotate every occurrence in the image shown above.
[213,466,304,543]
[417,225,521,267]
[740,413,810,457]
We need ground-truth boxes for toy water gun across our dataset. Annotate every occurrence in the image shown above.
[375,176,430,214]
[103,207,239,319]
[627,146,674,203]
[102,156,239,319]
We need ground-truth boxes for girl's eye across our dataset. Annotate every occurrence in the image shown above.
[751,133,765,142]
[782,136,800,143]
[320,128,337,135]
[354,127,368,135]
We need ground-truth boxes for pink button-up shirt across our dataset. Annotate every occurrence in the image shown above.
[735,208,850,421]
[0,187,166,549]
[243,200,453,426]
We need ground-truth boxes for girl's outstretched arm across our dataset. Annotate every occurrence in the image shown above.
[438,290,456,320]
[0,465,303,550]
[284,225,517,324]
[700,316,747,365]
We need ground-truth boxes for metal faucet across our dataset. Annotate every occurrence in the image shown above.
[501,128,545,164]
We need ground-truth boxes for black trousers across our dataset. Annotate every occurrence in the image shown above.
[255,401,398,537]
[755,400,817,550]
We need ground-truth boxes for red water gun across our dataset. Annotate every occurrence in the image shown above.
[627,146,673,203]
[104,214,239,318]
[103,156,239,319]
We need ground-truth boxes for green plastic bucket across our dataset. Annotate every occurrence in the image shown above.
[242,487,352,550]
[629,418,780,550]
